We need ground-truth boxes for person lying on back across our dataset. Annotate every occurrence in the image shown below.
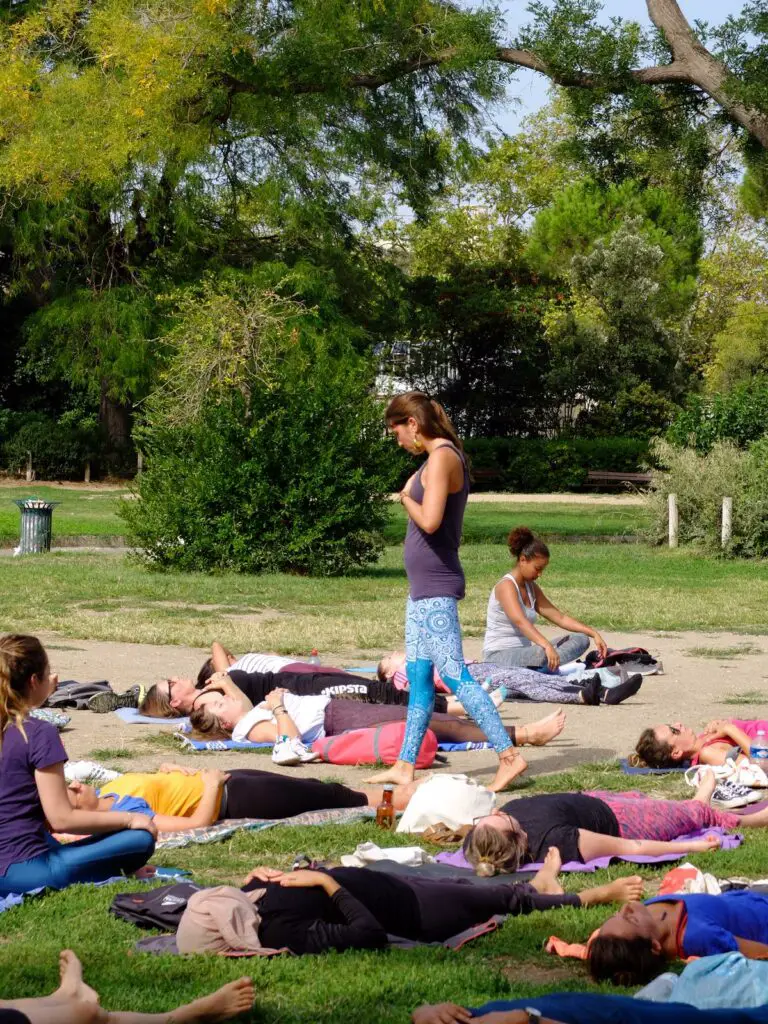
[635,718,767,770]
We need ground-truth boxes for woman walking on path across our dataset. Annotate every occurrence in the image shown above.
[484,526,608,670]
[369,392,527,792]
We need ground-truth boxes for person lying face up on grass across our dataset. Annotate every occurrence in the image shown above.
[636,718,768,772]
[589,889,768,987]
[0,634,156,898]
[174,857,643,958]
[188,687,566,761]
[67,762,425,828]
[459,769,768,876]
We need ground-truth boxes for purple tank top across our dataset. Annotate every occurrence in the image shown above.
[403,442,469,600]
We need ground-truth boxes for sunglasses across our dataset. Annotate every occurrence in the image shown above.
[667,724,681,736]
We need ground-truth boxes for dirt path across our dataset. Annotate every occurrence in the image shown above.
[41,628,768,787]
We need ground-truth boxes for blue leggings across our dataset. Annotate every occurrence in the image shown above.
[399,596,514,764]
[0,829,155,896]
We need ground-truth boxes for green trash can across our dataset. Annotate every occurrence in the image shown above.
[14,498,60,555]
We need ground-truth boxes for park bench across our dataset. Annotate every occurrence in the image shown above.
[471,467,503,486]
[586,469,652,490]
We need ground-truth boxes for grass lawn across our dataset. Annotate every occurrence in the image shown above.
[0,485,128,541]
[0,542,766,652]
[0,762,763,1020]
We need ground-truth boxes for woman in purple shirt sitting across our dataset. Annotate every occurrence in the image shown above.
[369,392,523,793]
[0,634,156,896]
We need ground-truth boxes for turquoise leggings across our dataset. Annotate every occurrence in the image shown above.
[399,596,514,764]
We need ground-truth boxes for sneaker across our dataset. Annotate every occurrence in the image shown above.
[64,760,122,786]
[712,780,762,808]
[685,763,736,788]
[87,685,144,714]
[272,736,301,766]
[291,738,321,763]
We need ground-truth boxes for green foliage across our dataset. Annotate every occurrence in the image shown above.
[3,412,102,479]
[705,300,768,390]
[666,376,768,453]
[121,275,397,576]
[464,436,649,493]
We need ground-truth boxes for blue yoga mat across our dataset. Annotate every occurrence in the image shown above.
[620,756,689,775]
[114,707,191,728]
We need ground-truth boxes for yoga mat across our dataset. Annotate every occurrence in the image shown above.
[114,707,191,728]
[344,666,378,674]
[174,734,272,752]
[621,757,689,775]
[435,827,743,873]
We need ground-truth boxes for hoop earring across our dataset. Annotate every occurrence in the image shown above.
[412,434,424,452]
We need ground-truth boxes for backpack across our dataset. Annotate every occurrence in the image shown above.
[311,722,437,767]
[110,882,204,931]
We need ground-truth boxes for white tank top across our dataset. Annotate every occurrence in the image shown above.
[483,574,538,654]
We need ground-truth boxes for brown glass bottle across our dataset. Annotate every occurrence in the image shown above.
[375,784,395,829]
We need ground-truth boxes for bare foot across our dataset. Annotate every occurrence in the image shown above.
[487,752,527,793]
[169,977,255,1024]
[531,846,563,895]
[521,710,566,747]
[580,875,644,906]
[56,950,100,1004]
[366,760,415,786]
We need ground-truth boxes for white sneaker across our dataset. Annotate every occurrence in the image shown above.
[291,738,321,763]
[272,737,300,766]
[64,760,122,786]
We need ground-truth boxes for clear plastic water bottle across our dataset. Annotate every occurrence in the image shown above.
[307,649,321,666]
[750,729,768,761]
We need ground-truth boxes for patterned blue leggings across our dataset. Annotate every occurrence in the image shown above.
[399,596,514,764]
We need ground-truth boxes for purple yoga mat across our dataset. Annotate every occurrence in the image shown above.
[435,826,744,874]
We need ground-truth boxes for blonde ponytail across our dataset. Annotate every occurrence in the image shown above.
[462,821,528,875]
[0,634,48,744]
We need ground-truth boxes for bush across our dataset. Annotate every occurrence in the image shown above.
[121,278,397,576]
[463,436,650,492]
[666,377,768,453]
[2,413,102,480]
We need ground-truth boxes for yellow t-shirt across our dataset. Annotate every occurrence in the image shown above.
[102,772,204,817]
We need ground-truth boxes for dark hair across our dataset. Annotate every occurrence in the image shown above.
[376,660,387,683]
[588,935,667,986]
[0,634,48,740]
[635,727,675,768]
[385,392,463,452]
[507,526,549,561]
[197,658,215,686]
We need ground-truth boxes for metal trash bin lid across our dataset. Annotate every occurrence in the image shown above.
[13,499,61,510]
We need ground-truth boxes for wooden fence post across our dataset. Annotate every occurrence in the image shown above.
[668,493,678,549]
[721,496,733,548]
[25,451,33,483]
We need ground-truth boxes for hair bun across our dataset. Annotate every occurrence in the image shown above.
[475,860,498,878]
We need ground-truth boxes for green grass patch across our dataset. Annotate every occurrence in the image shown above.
[0,485,128,542]
[721,690,768,706]
[87,748,136,760]
[0,541,766,653]
[1,760,764,1019]
[684,643,762,659]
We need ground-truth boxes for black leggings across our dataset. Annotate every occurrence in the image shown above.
[219,769,367,820]
[229,670,449,712]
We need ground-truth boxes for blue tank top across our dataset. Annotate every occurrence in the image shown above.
[403,442,469,601]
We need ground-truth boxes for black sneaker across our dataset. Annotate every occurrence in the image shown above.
[602,674,642,705]
[87,685,144,714]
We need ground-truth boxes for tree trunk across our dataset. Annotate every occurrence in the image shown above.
[99,381,131,450]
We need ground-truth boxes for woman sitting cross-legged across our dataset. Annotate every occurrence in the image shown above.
[636,717,768,771]
[589,889,768,987]
[175,855,643,957]
[0,634,156,898]
[188,687,566,767]
[0,948,253,1024]
[67,763,422,829]
[459,770,764,876]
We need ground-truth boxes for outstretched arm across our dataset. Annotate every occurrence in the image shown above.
[534,588,607,656]
[577,829,722,862]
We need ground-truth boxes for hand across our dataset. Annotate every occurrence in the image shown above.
[243,866,285,886]
[543,643,560,671]
[688,833,722,853]
[201,768,230,788]
[128,813,158,838]
[49,673,60,692]
[402,471,418,498]
[703,720,729,735]
[200,672,235,695]
[411,1004,472,1024]
[592,632,608,658]
[157,763,197,776]
[278,869,333,890]
[265,688,289,711]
